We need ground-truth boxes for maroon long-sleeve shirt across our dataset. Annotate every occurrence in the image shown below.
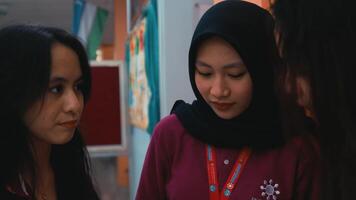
[136,114,320,200]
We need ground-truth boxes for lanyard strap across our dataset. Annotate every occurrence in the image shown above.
[206,145,251,200]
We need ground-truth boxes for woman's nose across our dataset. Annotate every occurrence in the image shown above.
[210,77,230,98]
[63,90,83,116]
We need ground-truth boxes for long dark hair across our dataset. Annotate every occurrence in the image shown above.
[0,25,99,200]
[272,0,356,199]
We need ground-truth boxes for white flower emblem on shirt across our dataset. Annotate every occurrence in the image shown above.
[260,179,280,200]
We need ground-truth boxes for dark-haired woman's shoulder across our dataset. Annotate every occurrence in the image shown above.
[151,114,192,145]
[246,134,320,200]
[289,134,320,161]
[153,114,186,134]
[275,134,320,200]
[290,134,320,200]
[136,114,203,200]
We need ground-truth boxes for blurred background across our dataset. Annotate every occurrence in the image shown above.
[0,0,270,199]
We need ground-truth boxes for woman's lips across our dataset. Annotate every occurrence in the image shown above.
[59,120,77,129]
[211,102,234,111]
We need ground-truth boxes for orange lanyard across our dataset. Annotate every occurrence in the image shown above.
[206,145,251,200]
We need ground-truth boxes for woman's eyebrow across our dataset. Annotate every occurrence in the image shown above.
[195,60,212,68]
[222,61,245,69]
[49,77,67,84]
[49,76,83,84]
[196,60,245,69]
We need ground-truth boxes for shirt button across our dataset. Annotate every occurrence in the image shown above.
[224,159,229,165]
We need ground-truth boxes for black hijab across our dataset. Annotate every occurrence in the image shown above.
[171,0,284,149]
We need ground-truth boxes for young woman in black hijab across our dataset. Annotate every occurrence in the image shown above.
[136,1,319,199]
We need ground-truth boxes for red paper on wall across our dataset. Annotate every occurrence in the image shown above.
[80,66,121,146]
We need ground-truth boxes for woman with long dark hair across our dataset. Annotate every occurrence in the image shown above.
[0,25,99,200]
[272,0,356,199]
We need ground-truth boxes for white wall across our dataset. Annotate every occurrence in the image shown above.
[128,127,151,200]
[158,0,212,117]
[128,0,212,199]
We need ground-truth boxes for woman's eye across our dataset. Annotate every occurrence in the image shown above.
[74,82,84,93]
[49,85,63,94]
[196,70,212,77]
[229,71,246,79]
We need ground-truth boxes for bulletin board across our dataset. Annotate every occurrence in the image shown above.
[129,0,148,30]
[126,1,160,134]
[80,61,128,155]
[128,19,151,130]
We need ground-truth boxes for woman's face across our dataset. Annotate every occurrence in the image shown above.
[195,37,253,119]
[24,43,84,145]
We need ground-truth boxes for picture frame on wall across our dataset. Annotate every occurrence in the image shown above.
[80,61,129,156]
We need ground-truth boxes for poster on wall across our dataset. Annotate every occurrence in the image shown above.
[130,0,148,30]
[80,61,128,154]
[128,19,151,130]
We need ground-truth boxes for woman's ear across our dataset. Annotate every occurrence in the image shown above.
[296,77,315,119]
[296,77,311,107]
